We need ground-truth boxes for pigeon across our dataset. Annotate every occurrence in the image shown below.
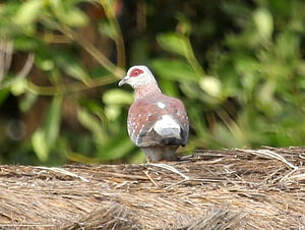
[118,65,189,162]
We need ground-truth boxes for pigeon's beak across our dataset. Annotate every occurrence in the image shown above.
[118,76,128,87]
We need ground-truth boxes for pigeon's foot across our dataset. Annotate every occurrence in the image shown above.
[142,146,178,162]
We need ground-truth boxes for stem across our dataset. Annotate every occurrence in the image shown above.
[58,24,125,79]
[184,37,205,77]
[27,75,117,96]
[99,0,126,68]
[112,17,126,68]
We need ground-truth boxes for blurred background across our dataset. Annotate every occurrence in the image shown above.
[0,0,305,165]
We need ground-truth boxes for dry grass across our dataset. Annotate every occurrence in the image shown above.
[0,147,305,229]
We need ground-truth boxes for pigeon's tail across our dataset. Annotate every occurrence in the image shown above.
[157,126,185,146]
[153,115,185,146]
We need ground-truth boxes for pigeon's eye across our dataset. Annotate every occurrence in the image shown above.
[130,68,144,77]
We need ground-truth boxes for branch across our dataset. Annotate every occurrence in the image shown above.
[0,38,13,83]
[98,0,126,68]
[58,24,125,79]
[27,75,116,96]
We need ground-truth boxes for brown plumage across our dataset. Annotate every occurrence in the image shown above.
[119,65,189,162]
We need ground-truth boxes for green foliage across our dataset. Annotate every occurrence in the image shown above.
[32,96,62,161]
[152,59,199,82]
[103,89,133,105]
[50,0,88,27]
[0,0,305,165]
[14,0,44,26]
[157,33,189,57]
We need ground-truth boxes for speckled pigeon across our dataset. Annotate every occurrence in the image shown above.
[118,65,189,162]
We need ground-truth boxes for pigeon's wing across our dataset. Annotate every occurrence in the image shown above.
[127,100,162,147]
[127,95,189,147]
[167,97,189,146]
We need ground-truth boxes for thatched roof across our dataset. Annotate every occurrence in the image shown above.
[0,147,305,229]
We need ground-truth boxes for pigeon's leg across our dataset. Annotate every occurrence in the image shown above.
[162,146,178,161]
[141,147,163,162]
[142,146,178,162]
[146,155,152,163]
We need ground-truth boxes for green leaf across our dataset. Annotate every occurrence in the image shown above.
[65,62,90,84]
[55,55,90,84]
[0,88,10,107]
[77,108,107,144]
[31,96,62,162]
[256,81,281,116]
[253,8,273,40]
[98,137,135,161]
[103,89,133,105]
[98,20,117,39]
[44,96,62,147]
[104,104,121,121]
[159,78,178,97]
[20,93,38,112]
[50,0,88,27]
[151,58,200,82]
[157,33,188,56]
[11,78,27,96]
[275,32,299,60]
[199,76,222,97]
[32,129,49,162]
[36,58,55,71]
[14,0,44,26]
[13,36,40,51]
[62,8,88,27]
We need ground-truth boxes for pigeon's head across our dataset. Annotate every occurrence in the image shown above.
[118,65,157,89]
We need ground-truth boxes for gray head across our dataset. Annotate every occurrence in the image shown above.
[118,65,157,89]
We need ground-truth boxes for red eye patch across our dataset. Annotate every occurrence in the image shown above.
[130,68,144,77]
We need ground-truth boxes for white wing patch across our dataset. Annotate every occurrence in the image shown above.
[153,115,181,138]
[157,102,166,109]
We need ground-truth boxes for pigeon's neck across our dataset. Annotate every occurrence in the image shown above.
[135,83,161,99]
